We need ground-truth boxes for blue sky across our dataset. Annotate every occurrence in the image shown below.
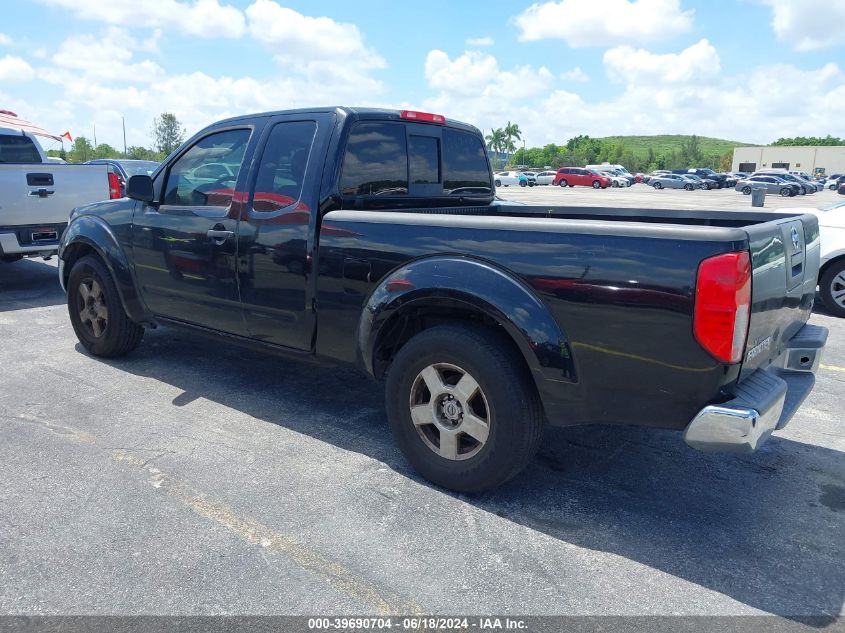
[1,0,843,151]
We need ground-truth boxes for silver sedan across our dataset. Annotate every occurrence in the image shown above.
[735,175,799,197]
[649,173,696,190]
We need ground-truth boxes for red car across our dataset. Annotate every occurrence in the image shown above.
[553,167,611,189]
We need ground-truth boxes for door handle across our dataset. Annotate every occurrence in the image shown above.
[207,229,234,244]
[29,189,55,198]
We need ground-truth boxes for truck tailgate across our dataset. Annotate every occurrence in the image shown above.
[741,213,820,379]
[0,164,109,226]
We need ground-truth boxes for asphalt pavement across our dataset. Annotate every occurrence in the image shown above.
[0,255,843,620]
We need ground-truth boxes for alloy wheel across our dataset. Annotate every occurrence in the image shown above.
[409,363,491,461]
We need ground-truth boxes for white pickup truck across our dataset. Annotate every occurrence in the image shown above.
[0,127,114,262]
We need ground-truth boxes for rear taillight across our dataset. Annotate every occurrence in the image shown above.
[694,251,751,364]
[107,172,122,199]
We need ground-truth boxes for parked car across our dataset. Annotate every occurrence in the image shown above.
[0,124,116,263]
[680,173,717,190]
[494,171,528,187]
[825,174,845,190]
[682,168,728,189]
[650,173,697,190]
[85,159,159,195]
[585,163,634,184]
[782,199,845,317]
[735,175,799,197]
[57,106,827,493]
[553,167,611,189]
[598,170,629,187]
[521,171,538,186]
[730,172,749,180]
[534,170,556,185]
[752,171,815,195]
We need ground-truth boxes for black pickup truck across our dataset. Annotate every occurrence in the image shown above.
[58,107,828,492]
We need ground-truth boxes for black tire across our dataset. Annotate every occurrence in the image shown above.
[820,260,845,318]
[592,180,601,189]
[702,183,710,190]
[780,187,792,197]
[684,183,693,191]
[494,180,501,187]
[653,182,663,189]
[519,180,527,187]
[385,324,544,493]
[558,179,568,187]
[67,255,144,357]
[742,186,752,195]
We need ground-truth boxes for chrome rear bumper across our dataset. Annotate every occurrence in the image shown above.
[684,324,828,453]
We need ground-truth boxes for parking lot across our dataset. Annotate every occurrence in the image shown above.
[1,228,843,619]
[496,181,843,211]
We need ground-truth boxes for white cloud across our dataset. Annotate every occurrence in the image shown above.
[514,0,694,47]
[560,66,589,82]
[758,0,845,51]
[0,56,35,82]
[418,43,845,148]
[37,0,246,38]
[246,0,384,71]
[603,38,720,84]
[0,33,11,46]
[425,50,553,100]
[49,28,165,82]
[466,36,494,47]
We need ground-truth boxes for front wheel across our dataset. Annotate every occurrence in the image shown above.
[519,180,527,187]
[684,183,693,191]
[780,187,792,197]
[67,255,144,357]
[819,260,845,318]
[592,180,601,189]
[494,179,501,187]
[742,186,752,195]
[385,324,544,493]
[558,179,568,187]
[653,182,663,189]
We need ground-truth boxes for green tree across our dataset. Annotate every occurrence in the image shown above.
[771,135,843,146]
[93,143,119,159]
[679,134,703,166]
[503,121,522,164]
[152,113,185,155]
[485,128,506,170]
[127,146,164,161]
[67,136,94,163]
[718,150,733,172]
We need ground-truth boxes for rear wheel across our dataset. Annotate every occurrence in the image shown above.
[820,260,845,318]
[558,179,568,187]
[653,182,663,190]
[702,183,710,190]
[494,179,501,187]
[519,180,527,187]
[385,324,544,493]
[684,183,693,191]
[592,180,601,189]
[67,255,144,357]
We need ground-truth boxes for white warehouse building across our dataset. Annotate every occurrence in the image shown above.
[731,146,845,175]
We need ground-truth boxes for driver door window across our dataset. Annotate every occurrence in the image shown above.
[162,128,251,210]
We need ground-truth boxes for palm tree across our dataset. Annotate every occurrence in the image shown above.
[503,121,522,164]
[485,128,506,170]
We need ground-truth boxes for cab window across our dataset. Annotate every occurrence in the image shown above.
[162,128,251,207]
[340,122,408,196]
[251,121,317,213]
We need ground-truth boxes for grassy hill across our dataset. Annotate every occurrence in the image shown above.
[597,134,751,159]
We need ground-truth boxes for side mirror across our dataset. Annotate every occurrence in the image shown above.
[126,175,155,203]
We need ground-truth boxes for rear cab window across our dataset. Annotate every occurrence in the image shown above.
[339,120,492,207]
[0,133,41,164]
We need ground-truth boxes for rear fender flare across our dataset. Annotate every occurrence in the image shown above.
[358,256,576,383]
[59,216,149,323]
